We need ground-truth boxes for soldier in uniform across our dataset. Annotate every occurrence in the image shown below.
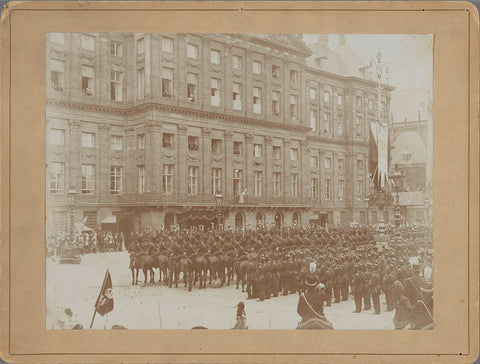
[333,264,342,304]
[352,264,365,313]
[363,264,372,311]
[324,266,333,307]
[383,266,395,311]
[370,268,381,314]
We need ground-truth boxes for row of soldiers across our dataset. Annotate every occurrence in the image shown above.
[127,223,432,315]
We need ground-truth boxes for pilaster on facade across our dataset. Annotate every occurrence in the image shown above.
[125,124,136,193]
[97,122,111,198]
[202,127,212,196]
[177,124,188,195]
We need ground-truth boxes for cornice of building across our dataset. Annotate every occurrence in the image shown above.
[305,64,395,92]
[306,135,369,148]
[46,98,312,134]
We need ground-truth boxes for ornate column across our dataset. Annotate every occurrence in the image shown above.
[98,33,110,102]
[300,140,310,200]
[68,120,81,192]
[224,131,234,199]
[125,124,135,194]
[97,123,111,197]
[144,112,162,193]
[283,139,291,202]
[150,34,161,98]
[177,125,188,195]
[265,136,273,198]
[245,133,254,196]
[202,127,212,196]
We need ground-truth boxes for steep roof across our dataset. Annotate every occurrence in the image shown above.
[305,37,369,78]
[391,131,427,165]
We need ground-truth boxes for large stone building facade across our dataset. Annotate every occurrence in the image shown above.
[46,33,393,235]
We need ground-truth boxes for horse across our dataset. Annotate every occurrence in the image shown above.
[296,318,334,330]
[204,254,221,287]
[129,252,155,285]
[234,259,251,292]
[192,255,208,289]
[169,256,194,291]
[406,300,433,330]
[218,250,235,286]
[152,252,169,284]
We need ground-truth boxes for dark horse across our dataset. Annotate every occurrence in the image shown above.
[129,252,155,285]
[234,259,251,292]
[192,255,209,289]
[169,256,194,291]
[407,300,433,329]
[152,252,169,284]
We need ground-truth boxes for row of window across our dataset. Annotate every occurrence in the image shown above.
[49,34,386,112]
[50,60,384,128]
[49,161,365,200]
[50,129,365,170]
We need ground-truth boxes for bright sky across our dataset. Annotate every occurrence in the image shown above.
[303,34,433,122]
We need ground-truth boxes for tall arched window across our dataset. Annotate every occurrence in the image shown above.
[293,212,300,226]
[164,212,175,228]
[255,212,264,228]
[274,212,283,229]
[235,212,245,229]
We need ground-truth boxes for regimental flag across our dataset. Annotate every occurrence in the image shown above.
[95,269,114,316]
[369,122,390,189]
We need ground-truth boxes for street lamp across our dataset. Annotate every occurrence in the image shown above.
[389,164,404,227]
[215,193,224,231]
[67,187,78,241]
[370,49,389,124]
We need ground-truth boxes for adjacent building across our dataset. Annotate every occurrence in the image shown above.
[46,33,394,235]
[391,116,432,222]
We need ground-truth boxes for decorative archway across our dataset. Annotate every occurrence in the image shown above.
[164,212,175,229]
[255,212,264,228]
[292,212,301,226]
[274,212,283,229]
[235,212,245,229]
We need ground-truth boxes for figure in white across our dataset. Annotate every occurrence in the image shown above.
[239,189,247,204]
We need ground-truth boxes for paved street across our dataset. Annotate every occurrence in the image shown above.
[46,251,394,330]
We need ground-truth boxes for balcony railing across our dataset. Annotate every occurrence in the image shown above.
[113,192,317,206]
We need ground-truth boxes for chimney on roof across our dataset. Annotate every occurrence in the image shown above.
[418,110,421,121]
[315,34,329,49]
[338,34,346,46]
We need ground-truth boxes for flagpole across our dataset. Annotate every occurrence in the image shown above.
[90,269,109,329]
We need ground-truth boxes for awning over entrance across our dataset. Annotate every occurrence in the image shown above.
[102,216,117,224]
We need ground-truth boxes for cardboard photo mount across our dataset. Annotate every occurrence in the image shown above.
[0,1,478,363]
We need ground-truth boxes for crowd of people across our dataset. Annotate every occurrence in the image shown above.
[47,230,125,256]
[48,221,433,329]
[125,222,433,328]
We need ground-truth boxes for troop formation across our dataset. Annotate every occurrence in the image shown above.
[125,223,432,320]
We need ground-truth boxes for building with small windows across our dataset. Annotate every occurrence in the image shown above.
[46,33,394,235]
[390,116,432,222]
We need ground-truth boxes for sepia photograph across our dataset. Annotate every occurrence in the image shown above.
[45,32,433,330]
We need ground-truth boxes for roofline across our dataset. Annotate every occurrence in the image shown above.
[305,65,395,91]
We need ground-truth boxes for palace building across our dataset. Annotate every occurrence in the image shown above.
[46,33,394,235]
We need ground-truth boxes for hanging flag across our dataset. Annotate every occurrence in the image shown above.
[369,122,379,185]
[94,269,114,316]
[369,121,390,188]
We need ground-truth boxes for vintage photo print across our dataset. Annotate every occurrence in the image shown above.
[45,33,433,330]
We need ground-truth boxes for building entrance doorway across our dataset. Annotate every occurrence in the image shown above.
[274,212,283,229]
[235,212,245,229]
[164,212,175,229]
[318,213,328,226]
